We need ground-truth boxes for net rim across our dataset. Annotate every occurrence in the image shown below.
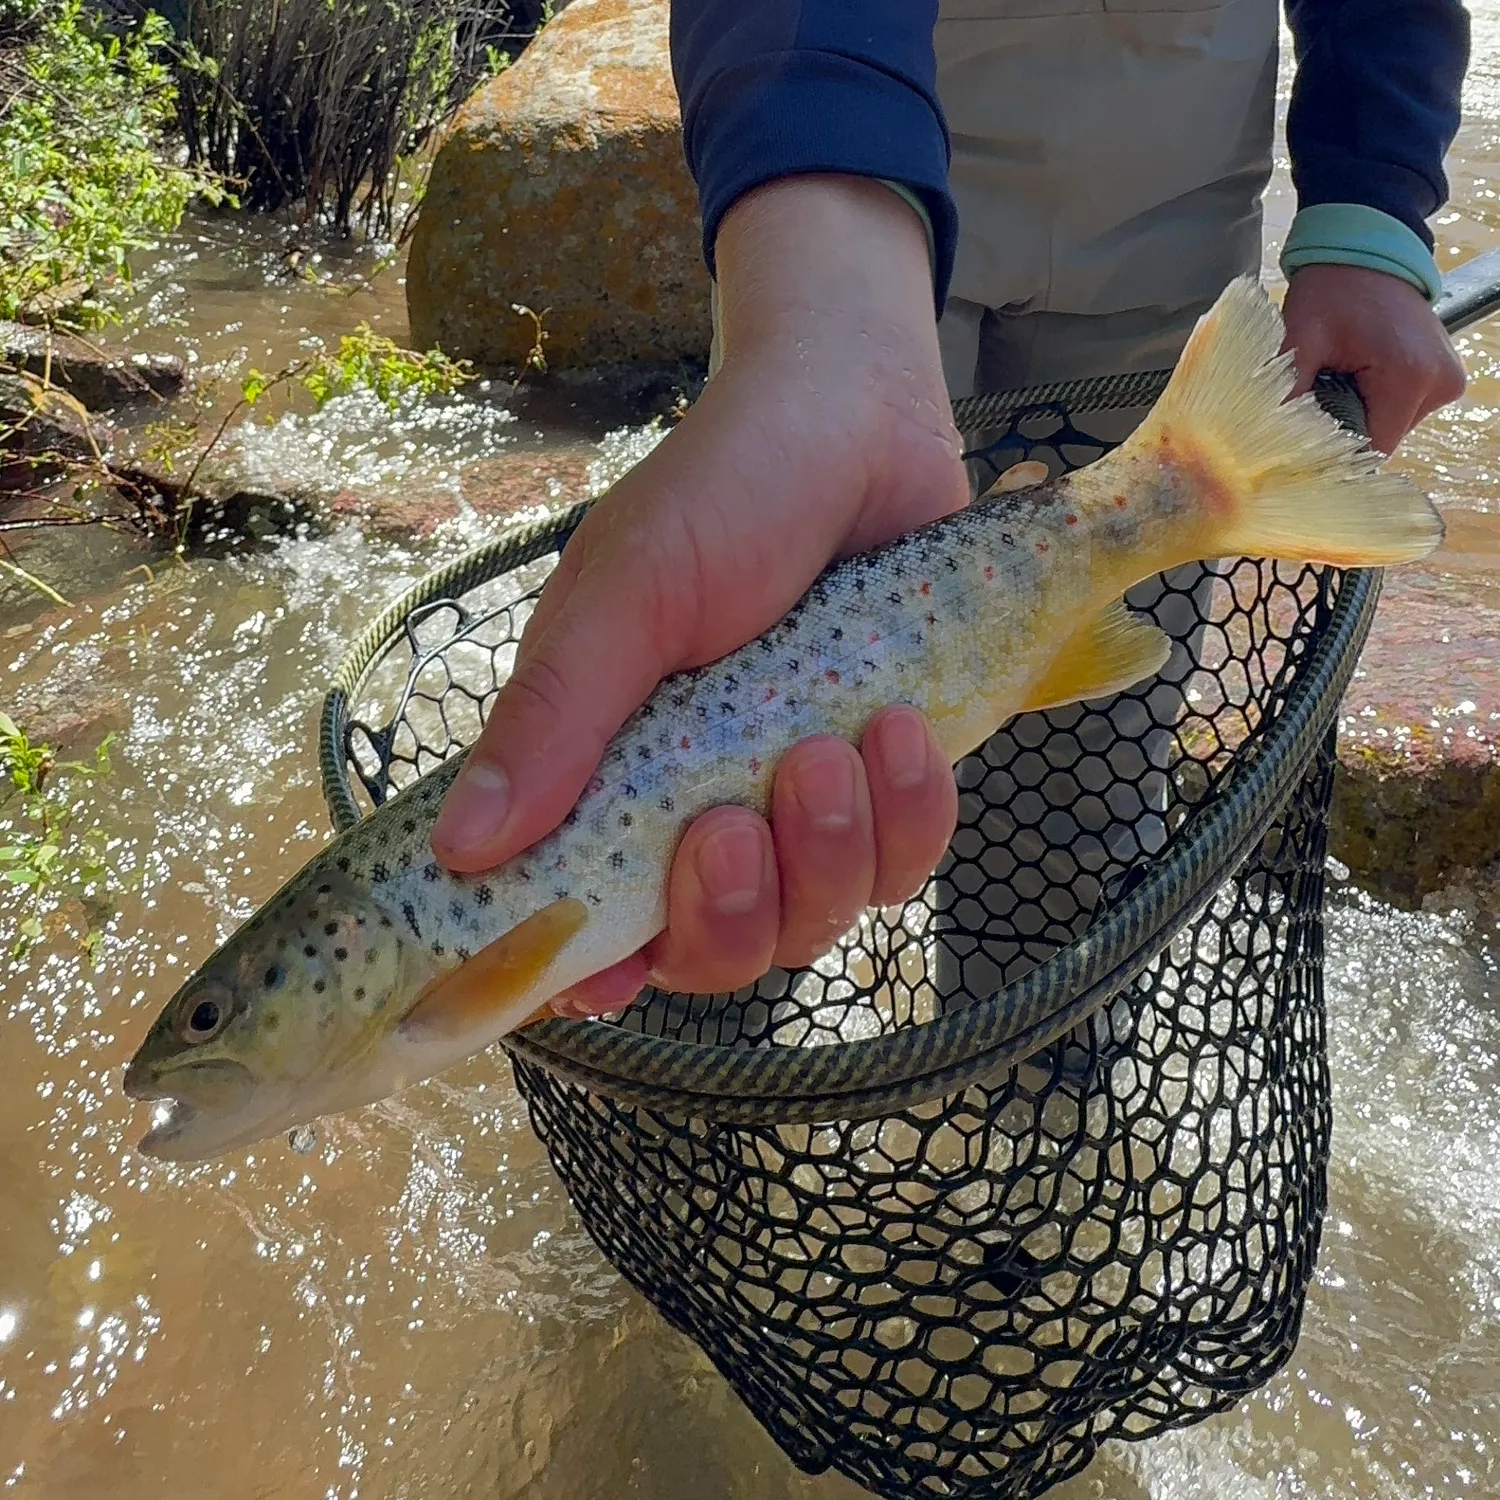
[318,377,1378,1123]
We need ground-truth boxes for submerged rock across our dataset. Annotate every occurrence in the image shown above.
[0,369,118,490]
[1333,515,1500,906]
[1,320,186,409]
[406,0,710,372]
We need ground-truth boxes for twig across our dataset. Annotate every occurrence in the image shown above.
[0,549,70,606]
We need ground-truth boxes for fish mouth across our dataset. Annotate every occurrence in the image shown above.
[122,1059,265,1162]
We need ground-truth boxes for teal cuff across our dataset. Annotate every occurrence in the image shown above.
[1280,203,1443,303]
[878,179,937,292]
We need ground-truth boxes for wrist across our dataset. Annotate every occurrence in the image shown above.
[1280,203,1443,302]
[713,176,939,367]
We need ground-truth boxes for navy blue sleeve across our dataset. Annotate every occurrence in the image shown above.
[669,0,957,309]
[1285,0,1470,249]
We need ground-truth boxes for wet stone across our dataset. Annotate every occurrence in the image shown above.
[405,0,711,371]
[1,319,187,409]
[1332,519,1500,907]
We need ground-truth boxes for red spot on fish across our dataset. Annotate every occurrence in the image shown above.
[748,756,762,774]
[868,632,881,645]
[680,735,692,751]
[763,686,777,703]
[825,669,840,685]
[1114,494,1129,509]
[920,581,932,595]
[1064,513,1078,526]
[984,565,996,581]
[1035,540,1050,554]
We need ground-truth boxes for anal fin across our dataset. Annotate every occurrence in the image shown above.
[399,896,587,1040]
[1020,600,1172,713]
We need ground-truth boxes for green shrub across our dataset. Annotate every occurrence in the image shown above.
[0,0,221,324]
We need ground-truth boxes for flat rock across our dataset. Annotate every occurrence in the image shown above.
[1,320,186,409]
[405,0,710,371]
[1332,508,1500,905]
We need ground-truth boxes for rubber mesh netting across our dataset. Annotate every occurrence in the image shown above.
[329,397,1337,1499]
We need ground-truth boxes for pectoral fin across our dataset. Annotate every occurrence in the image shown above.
[1020,599,1172,713]
[982,459,1050,498]
[399,896,588,1040]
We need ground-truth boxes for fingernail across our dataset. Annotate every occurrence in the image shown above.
[432,759,510,855]
[694,822,765,917]
[875,709,931,791]
[790,747,858,832]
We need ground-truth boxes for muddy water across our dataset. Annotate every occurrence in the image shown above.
[3,14,1500,1500]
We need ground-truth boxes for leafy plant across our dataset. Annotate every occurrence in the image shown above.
[0,710,118,958]
[0,0,224,324]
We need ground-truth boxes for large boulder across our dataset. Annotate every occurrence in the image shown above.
[406,0,710,372]
[1332,510,1500,906]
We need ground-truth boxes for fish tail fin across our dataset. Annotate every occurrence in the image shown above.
[1124,276,1444,566]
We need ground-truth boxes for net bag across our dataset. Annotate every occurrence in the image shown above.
[320,375,1374,1498]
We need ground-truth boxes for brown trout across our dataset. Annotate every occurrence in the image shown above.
[123,278,1444,1161]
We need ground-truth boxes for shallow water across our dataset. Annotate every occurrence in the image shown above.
[3,13,1500,1499]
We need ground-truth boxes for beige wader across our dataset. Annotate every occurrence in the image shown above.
[929,0,1279,1045]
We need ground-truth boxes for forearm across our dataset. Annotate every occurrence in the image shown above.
[1282,0,1469,298]
[669,0,956,308]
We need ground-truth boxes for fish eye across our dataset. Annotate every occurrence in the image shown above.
[177,989,231,1044]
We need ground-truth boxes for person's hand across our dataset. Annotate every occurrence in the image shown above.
[1280,262,1466,455]
[430,175,967,1014]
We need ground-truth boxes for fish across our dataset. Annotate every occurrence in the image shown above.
[122,277,1444,1162]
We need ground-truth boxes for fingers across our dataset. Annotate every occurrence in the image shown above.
[862,707,960,906]
[1280,263,1468,454]
[643,808,780,996]
[768,738,875,968]
[642,711,957,998]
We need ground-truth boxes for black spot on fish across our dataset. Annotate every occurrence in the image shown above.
[400,850,413,869]
[945,557,959,572]
[719,702,734,716]
[422,862,440,882]
[304,945,317,958]
[366,949,379,964]
[1001,533,1015,547]
[324,921,338,936]
[313,980,326,994]
[371,863,389,884]
[641,702,655,718]
[854,579,866,594]
[404,819,416,834]
[723,673,737,690]
[264,966,284,989]
[636,744,651,761]
[354,987,366,1001]
[379,915,392,929]
[587,891,602,906]
[608,851,625,869]
[889,591,902,605]
[671,692,687,708]
[336,857,350,873]
[831,627,843,641]
[787,659,800,674]
[334,947,348,962]
[623,783,638,799]
[318,884,331,895]
[449,901,465,921]
[695,703,709,719]
[402,903,421,939]
[455,947,471,962]
[431,941,445,957]
[659,795,674,812]
[476,885,493,906]
[619,812,633,829]
[355,915,366,927]
[553,887,568,901]
[926,613,938,627]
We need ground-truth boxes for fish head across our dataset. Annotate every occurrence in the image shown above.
[122,865,422,1163]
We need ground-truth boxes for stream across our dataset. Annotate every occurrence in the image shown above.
[2,11,1500,1498]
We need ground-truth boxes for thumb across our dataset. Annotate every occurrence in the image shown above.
[1281,320,1330,400]
[430,545,669,872]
